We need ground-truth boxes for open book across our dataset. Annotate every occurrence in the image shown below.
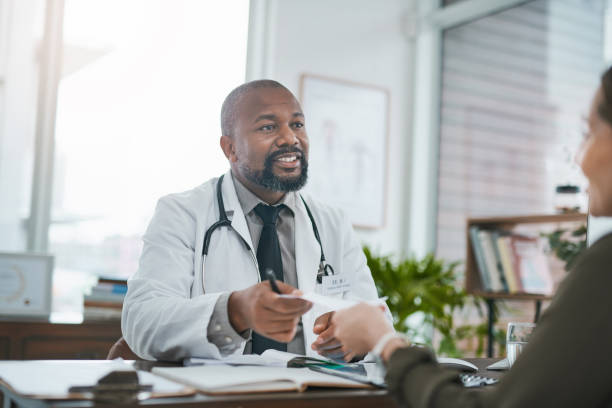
[151,364,375,394]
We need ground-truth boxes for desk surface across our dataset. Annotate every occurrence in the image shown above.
[0,358,504,408]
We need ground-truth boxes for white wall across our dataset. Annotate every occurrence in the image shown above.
[588,216,612,245]
[251,0,416,256]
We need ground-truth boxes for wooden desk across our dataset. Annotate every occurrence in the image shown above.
[0,384,396,408]
[0,320,121,360]
[0,358,504,408]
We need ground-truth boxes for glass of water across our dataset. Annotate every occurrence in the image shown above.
[506,322,536,367]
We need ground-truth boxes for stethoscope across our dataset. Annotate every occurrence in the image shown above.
[201,174,335,284]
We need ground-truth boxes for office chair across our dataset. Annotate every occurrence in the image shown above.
[107,337,139,360]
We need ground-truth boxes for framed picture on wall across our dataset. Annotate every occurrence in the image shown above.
[300,74,389,229]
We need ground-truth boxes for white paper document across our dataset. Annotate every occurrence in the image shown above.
[280,292,387,311]
[0,360,189,398]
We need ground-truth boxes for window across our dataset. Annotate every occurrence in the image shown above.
[435,0,605,262]
[48,1,249,315]
[0,0,46,252]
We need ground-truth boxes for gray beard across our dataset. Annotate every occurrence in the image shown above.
[240,160,308,192]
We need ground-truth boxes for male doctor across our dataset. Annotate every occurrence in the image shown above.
[122,80,385,361]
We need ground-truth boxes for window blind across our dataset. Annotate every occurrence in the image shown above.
[436,0,604,263]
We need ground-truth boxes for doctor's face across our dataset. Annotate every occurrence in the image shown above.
[227,87,309,195]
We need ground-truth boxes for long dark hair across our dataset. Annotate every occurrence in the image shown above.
[599,66,612,127]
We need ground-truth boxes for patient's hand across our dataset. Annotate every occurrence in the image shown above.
[310,312,350,360]
[332,303,394,359]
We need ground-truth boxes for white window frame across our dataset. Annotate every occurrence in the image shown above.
[0,0,9,166]
[405,0,531,258]
[27,0,64,252]
[246,0,277,80]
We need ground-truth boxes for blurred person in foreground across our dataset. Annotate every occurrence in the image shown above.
[332,66,612,408]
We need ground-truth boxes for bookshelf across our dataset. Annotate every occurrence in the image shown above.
[465,213,587,356]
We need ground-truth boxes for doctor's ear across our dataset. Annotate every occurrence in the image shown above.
[220,135,237,162]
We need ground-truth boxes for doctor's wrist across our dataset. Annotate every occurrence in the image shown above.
[228,290,249,333]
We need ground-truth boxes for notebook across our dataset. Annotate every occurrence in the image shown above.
[0,360,193,400]
[151,364,374,395]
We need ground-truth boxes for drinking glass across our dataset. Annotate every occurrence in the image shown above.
[506,322,536,367]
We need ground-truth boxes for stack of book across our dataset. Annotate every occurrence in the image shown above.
[83,276,127,320]
[469,226,553,295]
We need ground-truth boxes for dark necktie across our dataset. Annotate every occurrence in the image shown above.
[251,203,287,354]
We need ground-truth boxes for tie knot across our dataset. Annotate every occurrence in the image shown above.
[254,203,284,225]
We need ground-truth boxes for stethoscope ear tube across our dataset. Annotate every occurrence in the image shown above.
[299,196,331,269]
[202,174,232,256]
[202,219,232,256]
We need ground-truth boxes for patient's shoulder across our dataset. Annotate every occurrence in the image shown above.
[572,233,612,276]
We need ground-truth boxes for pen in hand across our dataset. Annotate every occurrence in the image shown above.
[265,269,282,294]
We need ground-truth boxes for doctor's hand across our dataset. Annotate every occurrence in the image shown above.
[228,281,313,343]
[332,303,395,359]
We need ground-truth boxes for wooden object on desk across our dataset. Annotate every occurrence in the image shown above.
[465,213,587,357]
[0,319,121,360]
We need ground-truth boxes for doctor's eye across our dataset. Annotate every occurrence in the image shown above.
[258,124,276,132]
[291,121,305,129]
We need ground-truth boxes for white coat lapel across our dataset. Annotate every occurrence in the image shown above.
[221,171,254,252]
[294,195,320,296]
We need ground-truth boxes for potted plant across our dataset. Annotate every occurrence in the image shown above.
[364,246,497,357]
[542,224,587,271]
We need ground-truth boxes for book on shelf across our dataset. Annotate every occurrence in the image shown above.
[83,276,127,320]
[496,235,522,292]
[83,291,125,304]
[85,276,127,303]
[470,226,553,295]
[469,226,492,291]
[97,276,128,286]
[91,282,128,295]
[478,230,507,292]
[508,234,553,295]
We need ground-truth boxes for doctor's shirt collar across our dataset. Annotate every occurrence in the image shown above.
[230,171,297,216]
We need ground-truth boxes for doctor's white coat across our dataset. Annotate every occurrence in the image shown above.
[122,171,383,361]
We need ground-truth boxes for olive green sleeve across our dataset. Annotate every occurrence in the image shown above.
[385,347,485,408]
[384,233,612,408]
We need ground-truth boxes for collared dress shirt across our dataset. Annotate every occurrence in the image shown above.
[206,172,306,355]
